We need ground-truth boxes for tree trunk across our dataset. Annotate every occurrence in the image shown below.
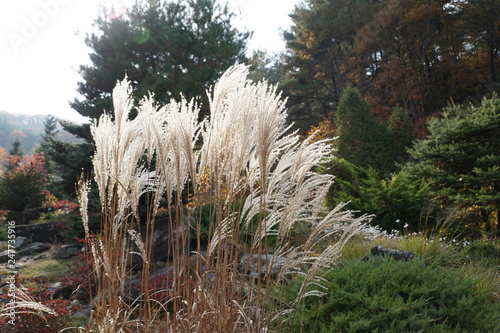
[490,37,497,82]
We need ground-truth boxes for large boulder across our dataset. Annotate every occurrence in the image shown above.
[0,250,13,263]
[14,220,74,243]
[364,245,415,261]
[54,243,83,259]
[0,242,51,262]
[130,218,191,270]
[17,242,51,256]
[15,237,30,249]
[240,254,286,278]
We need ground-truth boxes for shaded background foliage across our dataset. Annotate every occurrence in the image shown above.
[282,0,500,135]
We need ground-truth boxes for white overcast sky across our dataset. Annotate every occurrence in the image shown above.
[0,0,299,123]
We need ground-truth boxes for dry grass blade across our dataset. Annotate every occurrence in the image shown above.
[0,288,57,323]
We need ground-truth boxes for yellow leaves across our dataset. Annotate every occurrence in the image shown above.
[305,119,337,143]
[42,192,58,207]
[187,170,213,208]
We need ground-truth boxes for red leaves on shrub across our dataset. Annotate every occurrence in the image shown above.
[0,277,78,333]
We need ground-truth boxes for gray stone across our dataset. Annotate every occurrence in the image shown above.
[74,287,91,304]
[54,243,82,259]
[53,285,74,300]
[0,242,51,263]
[17,242,51,256]
[130,218,191,271]
[14,220,74,243]
[0,250,12,263]
[240,254,286,277]
[15,237,29,249]
[71,305,91,319]
[367,245,415,261]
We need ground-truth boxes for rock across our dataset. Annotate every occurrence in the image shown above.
[49,282,62,292]
[74,287,91,304]
[53,285,74,300]
[15,237,29,249]
[0,250,12,263]
[130,218,191,270]
[14,220,74,244]
[0,242,51,262]
[364,245,415,261]
[240,254,286,277]
[154,261,167,268]
[54,243,82,259]
[33,253,48,260]
[17,242,51,256]
[71,304,91,318]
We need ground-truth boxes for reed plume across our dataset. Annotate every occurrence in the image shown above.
[75,64,369,332]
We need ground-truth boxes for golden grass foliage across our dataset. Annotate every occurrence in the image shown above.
[73,65,369,332]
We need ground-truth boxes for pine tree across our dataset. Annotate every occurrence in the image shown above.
[56,0,249,197]
[387,106,415,165]
[69,0,249,131]
[37,116,58,170]
[36,116,67,198]
[335,86,396,175]
[282,0,381,122]
[8,138,23,157]
[407,96,500,232]
[5,139,23,173]
[0,153,49,224]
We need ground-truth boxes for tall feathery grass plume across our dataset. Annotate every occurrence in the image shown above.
[74,64,369,332]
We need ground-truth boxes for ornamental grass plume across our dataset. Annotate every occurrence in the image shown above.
[74,64,369,332]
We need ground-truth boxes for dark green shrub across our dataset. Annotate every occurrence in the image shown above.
[189,201,278,250]
[334,86,398,175]
[189,203,214,249]
[465,240,500,268]
[285,258,500,332]
[0,225,7,241]
[326,159,434,232]
[406,95,500,232]
[60,214,101,242]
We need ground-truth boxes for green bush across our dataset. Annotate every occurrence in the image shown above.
[464,239,500,268]
[326,159,434,232]
[60,214,101,242]
[285,258,500,332]
[406,95,500,233]
[0,225,7,241]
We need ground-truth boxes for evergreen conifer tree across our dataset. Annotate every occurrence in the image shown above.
[407,96,500,232]
[8,138,23,157]
[335,86,395,175]
[387,106,415,165]
[55,0,249,197]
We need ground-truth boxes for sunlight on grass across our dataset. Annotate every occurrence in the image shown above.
[18,257,73,283]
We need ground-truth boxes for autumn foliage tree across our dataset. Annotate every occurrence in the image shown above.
[283,0,500,131]
[0,153,50,224]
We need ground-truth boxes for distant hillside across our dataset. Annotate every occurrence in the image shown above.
[0,111,82,154]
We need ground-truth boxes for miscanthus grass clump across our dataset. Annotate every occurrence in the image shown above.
[77,65,368,332]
